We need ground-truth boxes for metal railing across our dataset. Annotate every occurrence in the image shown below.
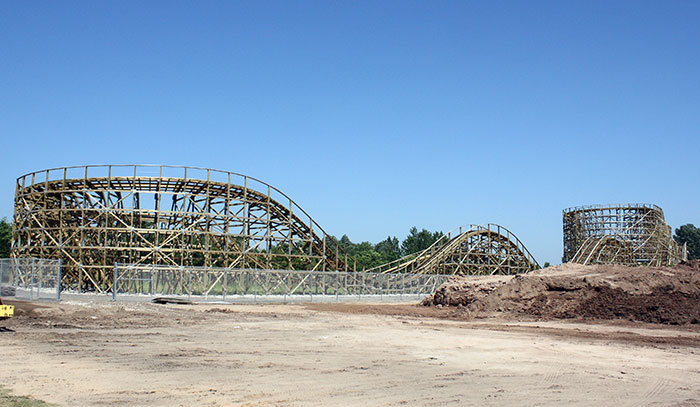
[113,263,451,302]
[0,258,62,301]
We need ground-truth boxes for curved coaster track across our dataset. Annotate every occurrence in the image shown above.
[365,224,539,275]
[13,165,355,292]
[13,165,541,292]
[569,235,635,266]
[563,204,685,267]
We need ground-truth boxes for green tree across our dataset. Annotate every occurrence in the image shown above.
[321,229,445,270]
[0,218,11,258]
[338,235,353,252]
[674,224,700,260]
[352,241,383,269]
[324,235,385,270]
[375,236,400,263]
[400,227,443,256]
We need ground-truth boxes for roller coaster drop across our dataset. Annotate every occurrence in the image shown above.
[367,224,539,275]
[13,165,537,291]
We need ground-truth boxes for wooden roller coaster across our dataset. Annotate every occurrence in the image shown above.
[563,204,686,267]
[365,224,539,275]
[12,165,541,292]
[12,165,355,292]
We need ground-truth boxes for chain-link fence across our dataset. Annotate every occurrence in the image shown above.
[114,264,450,302]
[0,259,448,303]
[0,258,62,301]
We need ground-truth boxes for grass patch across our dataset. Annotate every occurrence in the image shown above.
[0,386,53,407]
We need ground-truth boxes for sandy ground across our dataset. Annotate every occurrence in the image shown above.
[2,299,700,406]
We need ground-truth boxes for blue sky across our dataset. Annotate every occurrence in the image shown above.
[1,1,698,264]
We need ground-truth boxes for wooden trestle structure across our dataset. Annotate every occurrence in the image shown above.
[12,165,355,292]
[12,165,543,293]
[365,224,540,275]
[563,204,686,267]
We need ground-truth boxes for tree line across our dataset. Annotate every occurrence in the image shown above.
[0,218,444,269]
[328,226,444,270]
[1,217,698,264]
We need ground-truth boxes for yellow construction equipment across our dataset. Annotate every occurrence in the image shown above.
[0,298,13,319]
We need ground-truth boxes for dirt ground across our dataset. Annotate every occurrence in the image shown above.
[423,261,700,325]
[1,299,700,406]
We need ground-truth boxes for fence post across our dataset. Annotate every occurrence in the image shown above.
[179,266,185,297]
[5,260,11,294]
[31,257,36,300]
[187,268,191,302]
[283,273,287,303]
[380,273,383,301]
[310,270,313,302]
[112,262,117,301]
[223,269,227,301]
[56,259,62,302]
[37,259,44,298]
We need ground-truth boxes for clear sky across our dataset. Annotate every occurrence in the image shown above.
[1,1,698,264]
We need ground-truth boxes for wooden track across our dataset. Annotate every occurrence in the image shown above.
[366,224,539,275]
[13,165,354,292]
[563,204,685,266]
[12,165,543,292]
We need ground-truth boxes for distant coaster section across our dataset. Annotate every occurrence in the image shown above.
[366,224,540,275]
[562,203,686,266]
[12,165,356,292]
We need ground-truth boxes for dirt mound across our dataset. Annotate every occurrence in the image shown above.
[422,261,700,324]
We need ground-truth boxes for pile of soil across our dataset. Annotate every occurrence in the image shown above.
[422,260,700,325]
